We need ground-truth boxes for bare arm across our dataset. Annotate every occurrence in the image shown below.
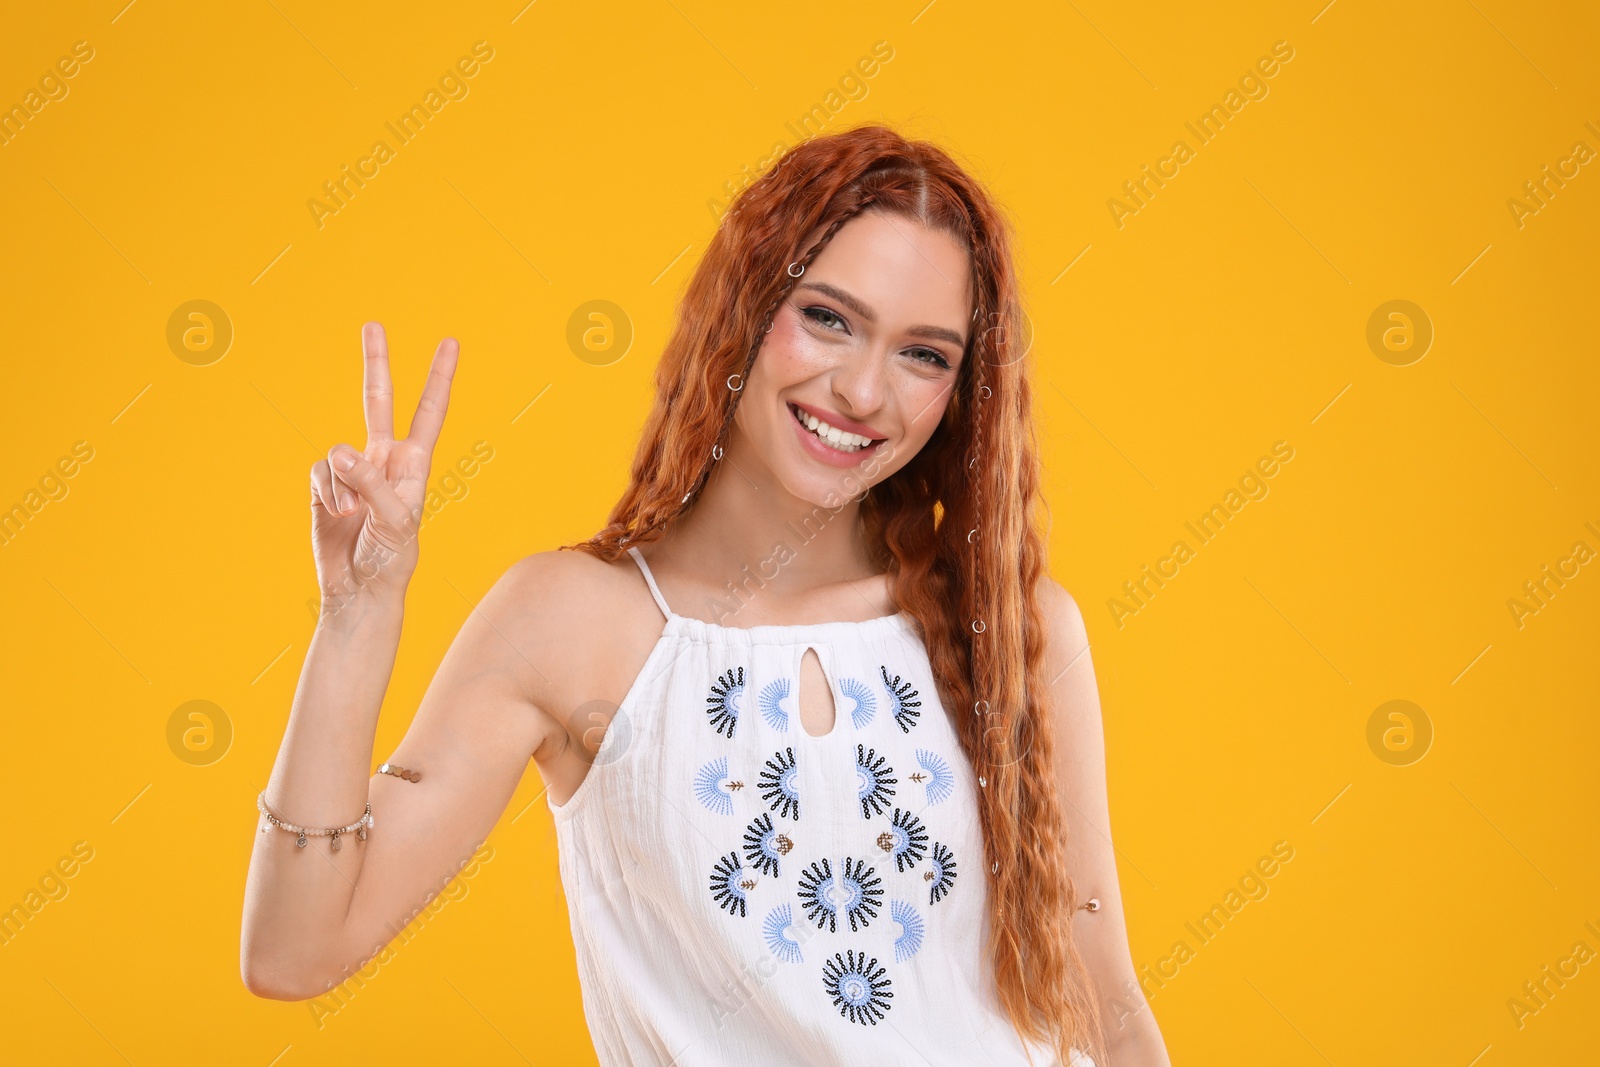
[239,324,555,1000]
[1040,577,1172,1065]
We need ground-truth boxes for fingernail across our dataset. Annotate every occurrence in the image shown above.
[334,450,357,472]
[337,491,353,513]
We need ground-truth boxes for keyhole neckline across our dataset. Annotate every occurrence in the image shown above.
[796,645,841,743]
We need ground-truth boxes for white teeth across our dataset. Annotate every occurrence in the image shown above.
[793,405,872,453]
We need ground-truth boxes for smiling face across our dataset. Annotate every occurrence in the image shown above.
[729,209,974,508]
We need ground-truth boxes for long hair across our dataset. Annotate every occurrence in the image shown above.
[565,122,1103,1063]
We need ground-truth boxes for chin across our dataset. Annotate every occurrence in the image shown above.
[774,456,884,511]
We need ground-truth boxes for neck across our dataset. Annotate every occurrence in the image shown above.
[649,432,882,621]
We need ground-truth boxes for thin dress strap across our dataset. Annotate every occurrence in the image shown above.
[626,546,674,621]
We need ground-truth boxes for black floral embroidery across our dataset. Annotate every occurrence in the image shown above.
[709,851,751,917]
[823,949,894,1025]
[758,746,800,820]
[855,744,897,819]
[876,807,928,873]
[797,856,882,933]
[926,841,958,905]
[706,667,744,738]
[881,665,922,734]
[742,811,793,877]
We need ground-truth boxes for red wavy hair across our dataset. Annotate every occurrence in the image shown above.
[566,122,1103,1063]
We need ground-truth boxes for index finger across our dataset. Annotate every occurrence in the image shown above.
[363,321,395,444]
[405,337,459,453]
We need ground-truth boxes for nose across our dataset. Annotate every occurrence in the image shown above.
[829,344,887,419]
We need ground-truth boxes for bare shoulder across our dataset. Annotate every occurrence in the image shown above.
[1034,574,1102,739]
[475,547,665,712]
[490,548,638,623]
[1035,574,1090,658]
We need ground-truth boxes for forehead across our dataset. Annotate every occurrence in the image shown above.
[803,211,973,332]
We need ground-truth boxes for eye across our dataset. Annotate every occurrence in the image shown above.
[800,305,848,332]
[801,304,953,370]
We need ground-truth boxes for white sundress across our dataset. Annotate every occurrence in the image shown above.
[546,546,1096,1067]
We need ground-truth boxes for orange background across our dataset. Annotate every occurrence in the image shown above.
[1,1,1596,1063]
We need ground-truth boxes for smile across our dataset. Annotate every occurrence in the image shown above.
[788,403,883,456]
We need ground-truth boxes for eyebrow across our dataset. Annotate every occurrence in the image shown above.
[795,281,968,350]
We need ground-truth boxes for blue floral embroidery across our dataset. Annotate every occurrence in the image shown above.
[759,678,791,732]
[763,903,804,964]
[823,949,893,1024]
[926,842,958,905]
[855,744,897,819]
[797,856,882,933]
[891,899,925,963]
[877,807,928,872]
[839,675,877,729]
[881,666,922,733]
[709,851,751,917]
[912,749,954,806]
[758,746,800,820]
[742,812,793,877]
[706,667,744,738]
[693,756,737,816]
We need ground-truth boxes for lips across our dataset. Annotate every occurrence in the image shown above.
[787,399,889,467]
[788,402,882,454]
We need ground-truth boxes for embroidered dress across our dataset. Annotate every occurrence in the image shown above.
[547,548,1096,1067]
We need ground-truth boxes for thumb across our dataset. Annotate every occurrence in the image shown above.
[330,447,416,534]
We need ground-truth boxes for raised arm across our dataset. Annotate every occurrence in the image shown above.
[239,323,556,1000]
[1040,577,1173,1065]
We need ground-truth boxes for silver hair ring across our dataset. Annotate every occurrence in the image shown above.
[972,619,986,634]
[764,320,775,333]
[712,444,723,460]
[787,262,805,278]
[979,385,992,400]
[978,775,987,788]
[681,492,692,504]
[967,528,979,544]
[727,374,744,391]
[974,699,989,715]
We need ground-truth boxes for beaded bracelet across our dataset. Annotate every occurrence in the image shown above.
[257,791,372,851]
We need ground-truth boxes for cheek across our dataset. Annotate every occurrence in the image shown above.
[900,379,957,438]
[769,308,841,373]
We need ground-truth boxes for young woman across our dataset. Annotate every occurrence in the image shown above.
[241,123,1171,1066]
